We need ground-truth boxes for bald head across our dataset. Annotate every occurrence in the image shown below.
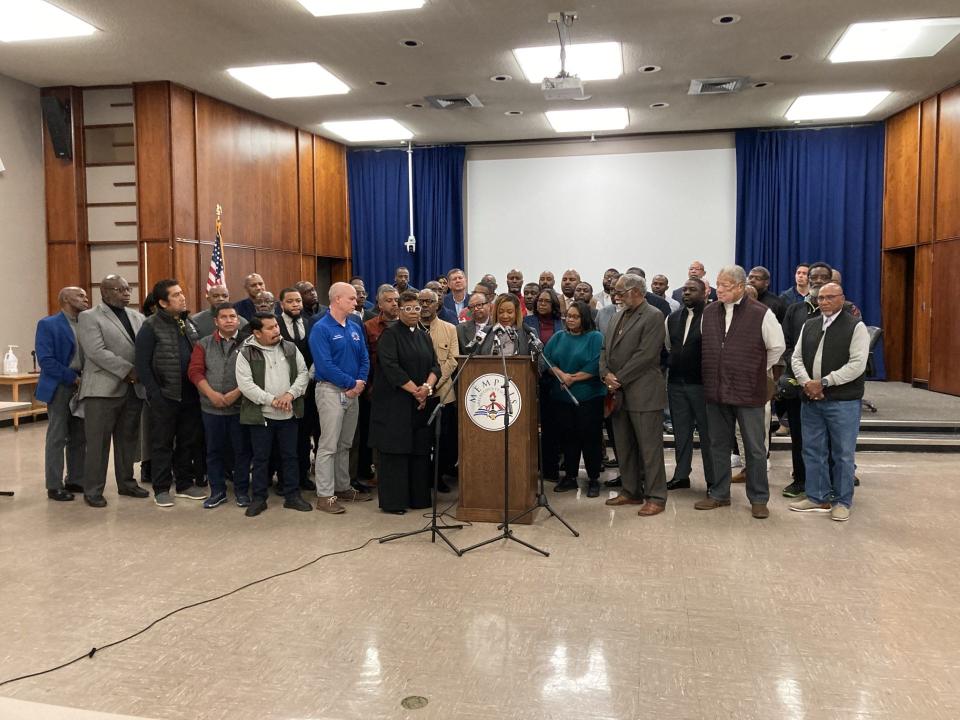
[328,281,358,320]
[58,286,89,318]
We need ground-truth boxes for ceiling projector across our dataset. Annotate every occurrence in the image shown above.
[541,75,588,100]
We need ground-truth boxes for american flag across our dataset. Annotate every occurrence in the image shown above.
[206,210,226,292]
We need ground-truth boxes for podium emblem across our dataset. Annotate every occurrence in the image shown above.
[464,373,522,431]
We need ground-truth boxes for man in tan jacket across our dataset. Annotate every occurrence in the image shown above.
[419,288,459,492]
[600,273,668,517]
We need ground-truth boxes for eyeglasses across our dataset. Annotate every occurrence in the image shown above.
[467,302,487,310]
[817,294,842,301]
[418,298,436,305]
[400,305,422,313]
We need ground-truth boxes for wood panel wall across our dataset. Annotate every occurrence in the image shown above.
[46,81,351,314]
[882,82,960,395]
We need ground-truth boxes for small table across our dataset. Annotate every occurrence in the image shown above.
[0,374,46,430]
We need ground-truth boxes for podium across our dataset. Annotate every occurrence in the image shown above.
[455,355,538,524]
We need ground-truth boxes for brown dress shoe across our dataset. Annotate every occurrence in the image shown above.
[336,488,373,502]
[605,493,643,506]
[694,497,731,510]
[637,501,665,517]
[751,503,769,519]
[731,469,746,483]
[316,496,346,514]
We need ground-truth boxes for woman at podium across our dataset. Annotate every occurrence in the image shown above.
[476,294,534,356]
[368,291,440,514]
[543,300,607,498]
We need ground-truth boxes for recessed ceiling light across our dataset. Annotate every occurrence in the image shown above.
[779,53,796,61]
[649,102,669,109]
[0,0,97,42]
[227,62,349,98]
[504,110,524,116]
[405,102,424,109]
[296,0,424,17]
[322,118,413,142]
[639,64,662,73]
[712,14,741,25]
[490,74,513,82]
[545,107,628,133]
[400,38,422,47]
[785,91,891,121]
[513,41,623,82]
[829,18,960,63]
[371,80,390,86]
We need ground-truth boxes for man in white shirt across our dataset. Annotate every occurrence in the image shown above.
[788,283,868,522]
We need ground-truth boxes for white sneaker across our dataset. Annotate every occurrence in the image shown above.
[730,453,743,469]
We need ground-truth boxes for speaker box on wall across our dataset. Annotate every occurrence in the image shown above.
[41,96,72,160]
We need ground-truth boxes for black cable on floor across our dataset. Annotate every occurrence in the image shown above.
[0,535,385,688]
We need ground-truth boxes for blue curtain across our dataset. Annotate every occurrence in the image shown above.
[347,145,465,291]
[735,125,885,376]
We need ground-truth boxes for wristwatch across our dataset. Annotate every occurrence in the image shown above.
[821,377,830,388]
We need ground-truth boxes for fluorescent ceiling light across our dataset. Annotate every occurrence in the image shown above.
[227,62,349,98]
[513,41,623,82]
[297,0,424,16]
[829,18,960,63]
[322,118,413,142]
[546,107,629,133]
[0,0,97,42]
[785,91,891,121]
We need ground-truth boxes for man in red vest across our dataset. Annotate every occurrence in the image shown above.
[695,265,785,519]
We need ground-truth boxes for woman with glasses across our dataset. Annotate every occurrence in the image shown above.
[522,288,564,482]
[476,293,534,356]
[543,300,606,497]
[368,290,440,514]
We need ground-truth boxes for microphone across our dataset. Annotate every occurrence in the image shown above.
[523,325,544,353]
[464,327,487,351]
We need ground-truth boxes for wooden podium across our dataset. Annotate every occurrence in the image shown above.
[455,355,538,524]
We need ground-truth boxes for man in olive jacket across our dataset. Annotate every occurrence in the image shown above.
[600,273,668,517]
[235,312,311,517]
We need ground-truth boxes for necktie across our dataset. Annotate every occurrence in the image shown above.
[292,317,301,341]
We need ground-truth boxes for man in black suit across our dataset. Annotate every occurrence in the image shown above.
[671,260,718,303]
[748,266,786,323]
[295,280,327,319]
[277,287,318,492]
[234,273,266,321]
[456,292,492,353]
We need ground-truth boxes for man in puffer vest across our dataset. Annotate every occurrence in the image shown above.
[188,302,250,509]
[695,265,785,520]
[135,279,207,507]
[235,312,312,517]
[788,283,868,522]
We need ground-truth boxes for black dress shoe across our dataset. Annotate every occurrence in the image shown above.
[118,485,149,498]
[84,495,107,508]
[48,488,75,501]
[283,495,313,512]
[554,477,579,493]
[300,478,317,492]
[64,482,84,493]
[195,476,208,488]
[245,499,268,517]
[603,458,619,469]
[382,508,406,515]
[351,480,372,493]
[666,478,691,491]
[604,476,623,488]
[586,480,600,498]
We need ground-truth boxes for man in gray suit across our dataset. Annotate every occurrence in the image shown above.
[77,275,149,507]
[600,273,668,517]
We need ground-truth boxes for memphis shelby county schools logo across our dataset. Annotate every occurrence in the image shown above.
[465,373,522,432]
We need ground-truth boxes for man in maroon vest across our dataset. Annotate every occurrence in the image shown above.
[695,265,785,519]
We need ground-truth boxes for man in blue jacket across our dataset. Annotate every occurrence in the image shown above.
[36,286,89,501]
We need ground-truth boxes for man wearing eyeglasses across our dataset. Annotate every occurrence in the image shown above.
[419,289,459,488]
[788,283,868,522]
[456,292,491,354]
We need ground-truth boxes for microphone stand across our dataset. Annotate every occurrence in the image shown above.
[500,338,579,536]
[379,332,492,556]
[461,330,549,557]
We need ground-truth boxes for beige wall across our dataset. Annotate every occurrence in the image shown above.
[0,73,47,377]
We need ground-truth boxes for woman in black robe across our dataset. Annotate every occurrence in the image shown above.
[369,291,440,514]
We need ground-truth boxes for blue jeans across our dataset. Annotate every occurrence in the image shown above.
[201,412,251,497]
[800,399,860,508]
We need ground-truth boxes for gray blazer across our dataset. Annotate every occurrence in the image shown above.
[78,303,146,400]
[599,301,666,412]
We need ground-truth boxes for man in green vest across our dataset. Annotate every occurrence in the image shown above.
[235,312,312,517]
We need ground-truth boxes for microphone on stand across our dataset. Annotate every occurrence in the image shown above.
[523,325,544,354]
[464,327,488,352]
[492,326,505,356]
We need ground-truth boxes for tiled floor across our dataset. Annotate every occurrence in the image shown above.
[2,421,959,720]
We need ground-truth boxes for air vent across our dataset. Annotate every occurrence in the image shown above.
[424,93,484,109]
[688,77,746,95]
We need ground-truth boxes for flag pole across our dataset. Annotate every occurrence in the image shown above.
[216,203,225,280]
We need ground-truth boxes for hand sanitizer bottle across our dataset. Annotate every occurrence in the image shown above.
[3,345,19,375]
